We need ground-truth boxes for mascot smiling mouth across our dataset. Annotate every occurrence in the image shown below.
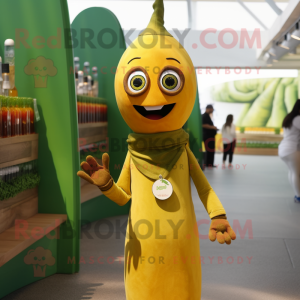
[133,103,176,120]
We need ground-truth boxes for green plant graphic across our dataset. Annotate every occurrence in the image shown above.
[24,56,57,88]
[160,179,169,185]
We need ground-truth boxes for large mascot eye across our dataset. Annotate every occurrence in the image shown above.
[158,66,185,96]
[160,70,180,91]
[128,71,147,92]
[124,67,150,97]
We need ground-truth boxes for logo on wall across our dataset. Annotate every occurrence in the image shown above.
[24,246,55,277]
[24,56,57,88]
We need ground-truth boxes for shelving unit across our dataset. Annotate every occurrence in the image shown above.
[235,133,283,156]
[0,134,38,168]
[236,133,283,143]
[79,123,107,203]
[0,213,67,267]
[0,187,38,234]
[78,122,108,146]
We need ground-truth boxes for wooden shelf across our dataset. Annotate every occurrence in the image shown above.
[78,122,108,145]
[0,134,39,169]
[81,182,103,203]
[0,213,67,267]
[236,133,283,143]
[235,148,278,156]
[0,188,38,234]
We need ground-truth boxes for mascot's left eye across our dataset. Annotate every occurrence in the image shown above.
[128,71,147,93]
[160,70,180,91]
[158,66,185,95]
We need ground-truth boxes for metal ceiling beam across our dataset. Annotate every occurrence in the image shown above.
[264,0,282,15]
[236,0,268,30]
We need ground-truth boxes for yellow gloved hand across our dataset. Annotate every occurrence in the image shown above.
[77,153,113,191]
[208,215,236,245]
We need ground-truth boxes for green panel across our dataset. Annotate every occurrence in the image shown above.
[72,7,131,224]
[0,233,58,298]
[184,80,203,166]
[0,0,80,290]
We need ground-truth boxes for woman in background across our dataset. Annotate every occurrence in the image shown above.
[279,100,300,203]
[222,114,236,168]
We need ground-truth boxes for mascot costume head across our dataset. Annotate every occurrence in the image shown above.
[115,0,197,133]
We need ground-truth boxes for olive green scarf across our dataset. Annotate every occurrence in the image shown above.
[127,129,189,180]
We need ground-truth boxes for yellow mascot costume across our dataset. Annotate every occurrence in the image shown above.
[78,1,236,299]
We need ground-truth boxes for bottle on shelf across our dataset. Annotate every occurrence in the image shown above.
[28,98,35,134]
[75,72,78,91]
[83,77,89,96]
[22,97,30,135]
[2,63,10,96]
[0,96,2,138]
[4,39,18,97]
[77,97,82,124]
[74,56,80,72]
[9,97,16,137]
[81,97,86,123]
[83,61,90,75]
[14,97,21,136]
[92,66,99,97]
[77,70,84,95]
[87,75,93,97]
[1,96,11,138]
[0,57,3,96]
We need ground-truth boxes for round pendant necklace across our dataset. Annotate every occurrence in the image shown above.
[152,174,173,200]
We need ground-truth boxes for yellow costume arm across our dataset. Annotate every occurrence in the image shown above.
[102,151,132,206]
[186,145,226,219]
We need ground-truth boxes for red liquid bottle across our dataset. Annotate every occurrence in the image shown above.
[77,99,82,124]
[14,98,21,136]
[2,96,10,138]
[0,96,2,138]
[9,97,16,137]
[21,97,29,135]
[28,98,35,134]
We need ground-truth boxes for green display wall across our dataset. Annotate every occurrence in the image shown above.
[0,0,80,297]
[184,82,203,166]
[71,7,132,224]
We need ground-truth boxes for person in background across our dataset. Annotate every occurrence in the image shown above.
[222,114,236,168]
[202,104,218,168]
[278,100,300,203]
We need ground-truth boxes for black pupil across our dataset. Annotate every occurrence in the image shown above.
[133,78,143,87]
[165,76,175,87]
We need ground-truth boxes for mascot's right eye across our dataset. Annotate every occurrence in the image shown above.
[128,71,147,92]
[124,67,150,97]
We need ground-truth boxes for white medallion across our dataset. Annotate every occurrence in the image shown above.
[152,175,173,200]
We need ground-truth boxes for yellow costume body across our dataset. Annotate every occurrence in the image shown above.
[103,146,226,300]
[78,1,236,299]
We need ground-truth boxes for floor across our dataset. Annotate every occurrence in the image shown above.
[4,154,300,300]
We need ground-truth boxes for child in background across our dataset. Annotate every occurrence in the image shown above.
[222,114,236,168]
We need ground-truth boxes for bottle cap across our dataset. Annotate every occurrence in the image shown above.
[78,70,83,77]
[84,62,90,67]
[4,39,14,46]
[74,57,80,62]
[2,63,9,73]
[92,66,98,72]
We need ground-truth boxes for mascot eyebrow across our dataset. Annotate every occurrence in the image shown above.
[166,57,181,64]
[128,57,141,64]
[128,57,180,64]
